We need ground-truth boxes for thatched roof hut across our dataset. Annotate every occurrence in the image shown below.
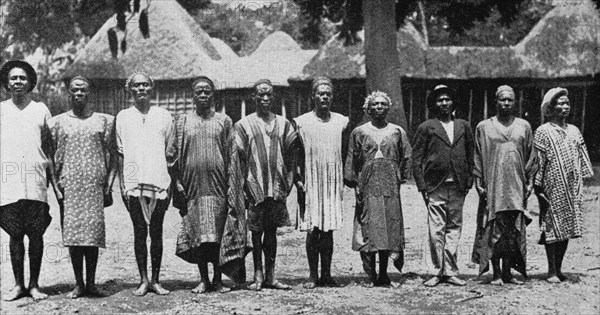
[290,0,600,159]
[64,0,223,115]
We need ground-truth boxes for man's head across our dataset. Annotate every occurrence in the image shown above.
[252,79,274,114]
[311,77,333,111]
[495,85,516,117]
[192,76,215,111]
[68,76,91,109]
[0,60,37,95]
[364,91,391,121]
[541,87,569,120]
[427,85,456,118]
[126,72,154,103]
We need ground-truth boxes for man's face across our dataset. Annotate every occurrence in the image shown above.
[313,84,332,111]
[7,67,30,96]
[253,83,274,112]
[435,92,453,115]
[69,79,90,108]
[368,96,389,120]
[193,81,213,110]
[129,74,153,102]
[496,91,515,116]
[552,95,570,119]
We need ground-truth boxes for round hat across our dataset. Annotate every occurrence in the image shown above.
[0,60,37,93]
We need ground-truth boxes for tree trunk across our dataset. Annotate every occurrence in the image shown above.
[362,0,408,130]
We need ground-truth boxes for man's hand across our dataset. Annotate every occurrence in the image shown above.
[525,182,534,200]
[295,181,305,193]
[354,187,362,204]
[475,177,486,197]
[175,180,185,194]
[119,177,128,201]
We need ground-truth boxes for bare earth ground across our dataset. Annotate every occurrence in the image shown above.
[1,180,599,314]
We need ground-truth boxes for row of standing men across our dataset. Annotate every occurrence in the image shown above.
[0,60,594,301]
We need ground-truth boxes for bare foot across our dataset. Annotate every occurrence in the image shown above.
[29,287,48,300]
[67,286,86,299]
[546,275,561,283]
[133,282,150,296]
[86,285,109,297]
[2,286,28,301]
[363,281,375,288]
[149,282,170,295]
[424,276,442,287]
[191,282,210,294]
[490,278,504,286]
[376,275,392,287]
[557,273,568,282]
[303,281,318,289]
[319,276,339,287]
[263,280,291,290]
[248,281,263,291]
[390,281,401,288]
[213,282,231,294]
[506,278,524,285]
[445,276,466,286]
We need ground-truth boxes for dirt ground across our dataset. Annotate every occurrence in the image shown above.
[1,178,599,314]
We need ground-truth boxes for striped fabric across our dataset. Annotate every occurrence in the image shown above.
[533,123,594,243]
[294,111,348,232]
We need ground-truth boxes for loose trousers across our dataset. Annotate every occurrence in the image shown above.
[427,182,465,277]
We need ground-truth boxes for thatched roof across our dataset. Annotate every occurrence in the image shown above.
[212,31,318,89]
[293,0,600,81]
[210,37,238,60]
[65,0,222,80]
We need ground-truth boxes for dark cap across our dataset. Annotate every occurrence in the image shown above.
[0,60,37,93]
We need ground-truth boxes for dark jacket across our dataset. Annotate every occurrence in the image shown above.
[412,118,474,193]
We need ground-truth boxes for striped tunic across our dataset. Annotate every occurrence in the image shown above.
[533,123,593,243]
[294,111,348,231]
[233,113,298,205]
[174,112,233,263]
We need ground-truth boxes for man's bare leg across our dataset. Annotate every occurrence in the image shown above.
[555,240,569,282]
[28,235,48,300]
[250,231,264,291]
[304,229,320,289]
[192,261,211,294]
[3,236,28,301]
[130,204,150,296]
[67,247,86,298]
[502,256,523,285]
[360,252,377,287]
[212,264,230,293]
[263,228,290,290]
[319,231,337,287]
[148,206,169,295]
[545,243,560,283]
[84,247,107,296]
[376,251,391,286]
[490,254,503,285]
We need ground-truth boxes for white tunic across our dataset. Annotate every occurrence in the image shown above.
[294,111,348,231]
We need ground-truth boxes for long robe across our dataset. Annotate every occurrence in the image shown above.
[344,122,411,253]
[50,112,114,247]
[174,112,232,263]
[294,111,348,232]
[533,123,593,243]
[471,117,533,277]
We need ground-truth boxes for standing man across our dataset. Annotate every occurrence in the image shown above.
[294,77,349,288]
[345,91,411,287]
[116,72,176,296]
[471,85,534,285]
[173,76,234,294]
[232,79,298,291]
[49,76,117,297]
[0,60,56,301]
[412,85,474,287]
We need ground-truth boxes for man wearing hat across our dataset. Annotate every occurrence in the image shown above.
[293,77,348,288]
[412,85,474,287]
[0,60,58,300]
[230,79,299,291]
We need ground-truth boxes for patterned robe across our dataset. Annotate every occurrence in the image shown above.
[50,112,115,247]
[344,122,411,253]
[533,123,593,243]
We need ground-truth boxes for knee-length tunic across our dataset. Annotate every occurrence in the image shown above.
[50,112,115,247]
[471,117,534,276]
[174,112,233,263]
[533,123,593,243]
[294,112,348,232]
[344,122,411,252]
